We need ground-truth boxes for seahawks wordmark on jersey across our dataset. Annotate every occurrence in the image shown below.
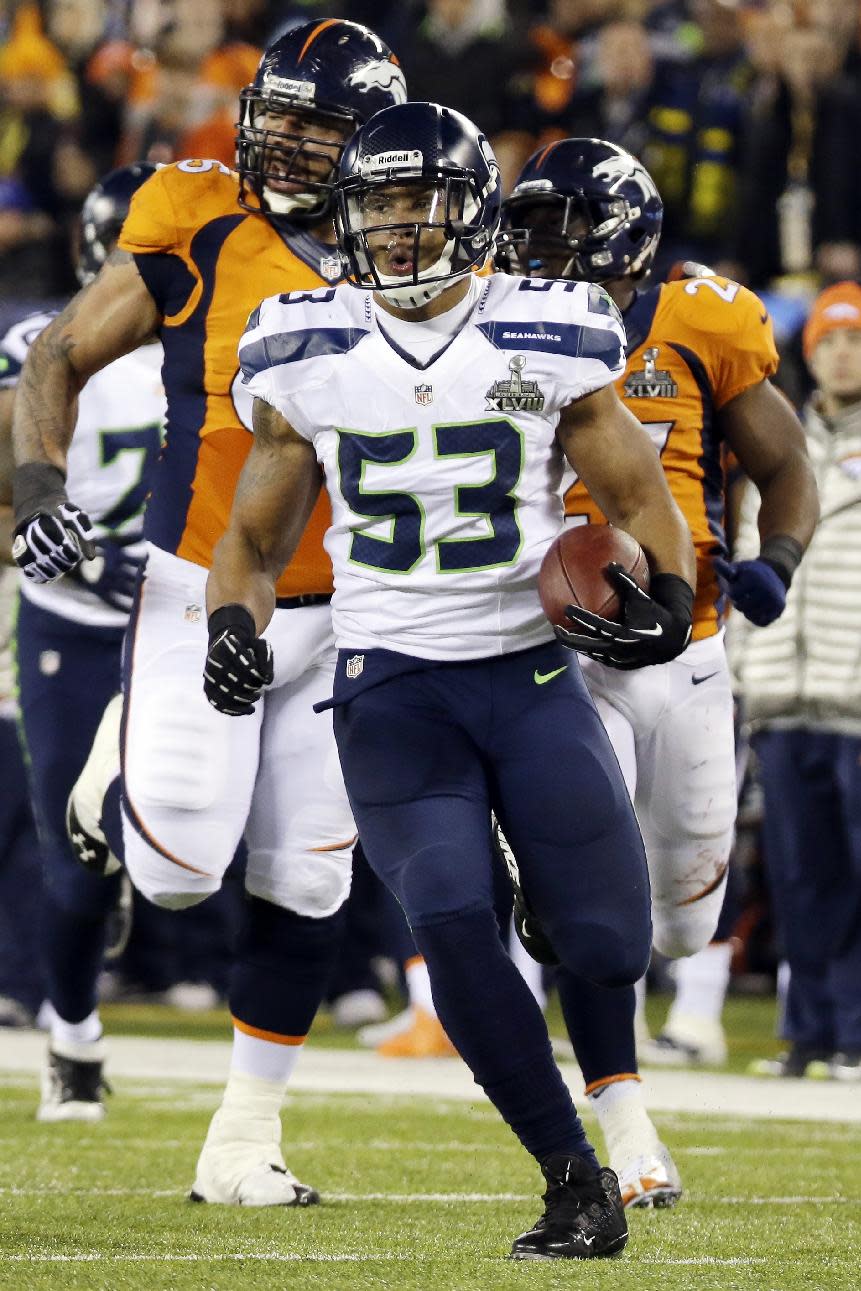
[0,313,165,628]
[240,274,626,660]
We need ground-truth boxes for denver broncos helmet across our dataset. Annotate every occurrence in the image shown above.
[335,101,501,309]
[78,162,158,286]
[500,138,662,283]
[236,19,406,223]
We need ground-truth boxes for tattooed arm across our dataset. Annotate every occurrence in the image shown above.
[206,397,323,632]
[12,251,160,471]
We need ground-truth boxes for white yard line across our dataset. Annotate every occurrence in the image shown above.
[0,1253,771,1265]
[2,1031,860,1123]
[0,1186,857,1204]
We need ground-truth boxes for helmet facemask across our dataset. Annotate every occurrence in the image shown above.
[337,172,494,309]
[501,186,656,283]
[237,88,357,223]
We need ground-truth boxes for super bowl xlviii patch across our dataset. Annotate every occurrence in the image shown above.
[184,603,202,624]
[346,654,364,679]
[319,254,342,282]
[415,383,433,406]
[485,356,545,412]
[624,346,678,398]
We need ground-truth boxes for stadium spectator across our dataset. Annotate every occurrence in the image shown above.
[735,7,861,287]
[117,0,258,167]
[730,282,861,1080]
[399,0,532,187]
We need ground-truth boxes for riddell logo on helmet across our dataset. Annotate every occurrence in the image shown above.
[360,149,423,177]
[262,72,315,101]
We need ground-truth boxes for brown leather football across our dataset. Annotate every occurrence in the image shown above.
[538,524,650,626]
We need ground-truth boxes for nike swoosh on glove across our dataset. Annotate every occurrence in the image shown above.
[12,502,97,584]
[712,556,786,627]
[555,565,693,670]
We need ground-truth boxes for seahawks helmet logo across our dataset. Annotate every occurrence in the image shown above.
[347,60,407,103]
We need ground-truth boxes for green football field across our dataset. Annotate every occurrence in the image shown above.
[1,998,858,1291]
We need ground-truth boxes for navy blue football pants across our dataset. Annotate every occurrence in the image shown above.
[0,715,44,1013]
[333,640,652,1159]
[335,641,651,974]
[754,728,861,1053]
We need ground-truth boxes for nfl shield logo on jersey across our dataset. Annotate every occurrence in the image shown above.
[415,384,433,406]
[319,254,343,282]
[346,654,364,679]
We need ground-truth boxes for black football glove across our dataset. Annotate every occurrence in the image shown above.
[68,538,147,613]
[203,604,273,716]
[555,564,693,670]
[12,463,96,584]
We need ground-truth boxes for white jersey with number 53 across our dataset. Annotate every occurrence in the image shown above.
[239,273,626,660]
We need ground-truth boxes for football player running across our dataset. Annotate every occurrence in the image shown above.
[205,101,696,1260]
[498,139,819,1206]
[10,20,406,1205]
[1,163,164,1120]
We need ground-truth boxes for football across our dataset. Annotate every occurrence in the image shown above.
[538,524,650,626]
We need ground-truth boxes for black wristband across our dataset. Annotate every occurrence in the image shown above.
[759,535,803,590]
[12,462,68,526]
[649,572,695,622]
[207,603,257,646]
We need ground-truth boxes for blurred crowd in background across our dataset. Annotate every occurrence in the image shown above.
[2,0,861,313]
[1,0,860,1056]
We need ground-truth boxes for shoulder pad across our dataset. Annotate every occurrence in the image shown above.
[239,285,369,384]
[119,160,239,255]
[662,276,769,338]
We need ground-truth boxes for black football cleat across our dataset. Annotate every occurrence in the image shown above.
[492,819,559,966]
[510,1155,628,1261]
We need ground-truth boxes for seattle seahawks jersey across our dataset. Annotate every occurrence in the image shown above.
[239,273,626,660]
[0,313,165,628]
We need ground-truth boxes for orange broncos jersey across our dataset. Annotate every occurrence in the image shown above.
[119,160,338,598]
[564,276,779,640]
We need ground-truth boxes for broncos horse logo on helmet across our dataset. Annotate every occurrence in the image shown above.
[236,18,406,224]
[78,162,158,286]
[335,101,501,309]
[499,138,663,284]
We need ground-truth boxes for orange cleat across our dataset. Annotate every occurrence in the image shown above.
[376,1006,458,1058]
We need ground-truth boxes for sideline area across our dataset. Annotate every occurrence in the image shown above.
[3,1030,859,1123]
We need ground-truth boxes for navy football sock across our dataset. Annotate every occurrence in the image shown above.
[414,907,598,1167]
[42,892,114,1024]
[229,896,347,1037]
[557,970,637,1088]
[100,776,125,864]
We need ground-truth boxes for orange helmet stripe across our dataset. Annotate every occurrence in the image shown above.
[533,141,560,172]
[299,18,340,63]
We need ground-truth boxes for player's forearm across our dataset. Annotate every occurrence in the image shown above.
[613,492,696,587]
[12,326,82,471]
[206,529,279,635]
[752,452,819,554]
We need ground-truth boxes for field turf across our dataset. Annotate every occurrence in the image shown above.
[1,992,858,1291]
